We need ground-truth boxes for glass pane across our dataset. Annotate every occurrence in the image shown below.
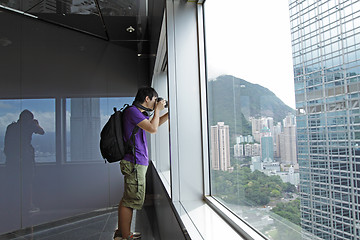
[65,97,133,162]
[22,99,56,163]
[151,71,170,189]
[0,99,21,232]
[30,0,106,39]
[0,99,55,164]
[0,98,55,230]
[205,0,360,239]
[0,0,107,39]
[98,0,140,17]
[204,0,303,239]
[0,0,43,12]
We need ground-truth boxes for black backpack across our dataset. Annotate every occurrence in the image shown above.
[100,104,139,163]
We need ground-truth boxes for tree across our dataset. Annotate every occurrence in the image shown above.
[211,167,298,207]
[271,198,301,225]
[270,189,281,198]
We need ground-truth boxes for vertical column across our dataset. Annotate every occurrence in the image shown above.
[166,0,204,202]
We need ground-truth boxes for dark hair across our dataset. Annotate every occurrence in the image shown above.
[133,87,158,104]
[19,109,34,122]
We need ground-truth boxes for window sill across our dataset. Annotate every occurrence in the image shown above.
[176,198,267,240]
[203,197,268,240]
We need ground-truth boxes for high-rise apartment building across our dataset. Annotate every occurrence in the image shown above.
[261,136,274,163]
[280,115,297,165]
[252,143,261,156]
[236,135,254,144]
[289,0,360,239]
[251,117,262,142]
[210,122,231,171]
[244,143,252,157]
[234,143,243,157]
[280,125,297,165]
[251,117,274,142]
[274,122,282,158]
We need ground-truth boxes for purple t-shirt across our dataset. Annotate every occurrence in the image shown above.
[122,106,149,166]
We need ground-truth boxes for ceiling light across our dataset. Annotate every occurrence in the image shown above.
[126,26,135,33]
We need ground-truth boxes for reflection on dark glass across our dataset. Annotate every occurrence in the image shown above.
[0,0,107,39]
[98,0,140,16]
[4,110,45,214]
[0,0,153,51]
[21,99,56,163]
[27,0,98,15]
[27,0,107,39]
[0,99,55,164]
[0,98,124,233]
[65,97,133,162]
[4,110,45,166]
[68,98,101,162]
[0,0,43,12]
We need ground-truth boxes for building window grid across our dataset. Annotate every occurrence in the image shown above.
[291,15,360,53]
[292,1,360,238]
[292,54,360,79]
[291,63,358,85]
[312,222,332,234]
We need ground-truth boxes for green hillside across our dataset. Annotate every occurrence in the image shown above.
[207,75,295,137]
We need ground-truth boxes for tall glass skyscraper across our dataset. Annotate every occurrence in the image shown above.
[289,0,360,239]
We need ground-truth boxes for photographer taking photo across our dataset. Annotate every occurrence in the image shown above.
[114,87,168,240]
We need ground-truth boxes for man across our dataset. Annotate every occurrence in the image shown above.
[4,109,45,213]
[114,87,168,240]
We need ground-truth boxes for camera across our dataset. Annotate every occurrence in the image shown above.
[157,97,168,108]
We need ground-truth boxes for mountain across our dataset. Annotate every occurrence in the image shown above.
[207,75,295,136]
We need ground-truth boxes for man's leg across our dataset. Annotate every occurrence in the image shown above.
[118,200,133,239]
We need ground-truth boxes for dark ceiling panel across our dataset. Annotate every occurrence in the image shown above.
[103,16,137,40]
[32,13,107,39]
[0,0,164,56]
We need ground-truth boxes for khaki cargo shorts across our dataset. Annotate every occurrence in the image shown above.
[120,160,148,210]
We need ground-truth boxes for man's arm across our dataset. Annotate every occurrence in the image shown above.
[159,112,168,126]
[33,119,45,135]
[137,100,166,134]
[137,110,160,134]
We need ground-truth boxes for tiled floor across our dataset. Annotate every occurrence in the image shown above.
[0,200,159,240]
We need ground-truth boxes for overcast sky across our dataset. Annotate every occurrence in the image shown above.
[204,0,296,109]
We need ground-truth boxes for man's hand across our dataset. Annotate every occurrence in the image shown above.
[138,99,168,134]
[155,99,166,111]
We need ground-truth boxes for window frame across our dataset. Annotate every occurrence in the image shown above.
[198,1,269,239]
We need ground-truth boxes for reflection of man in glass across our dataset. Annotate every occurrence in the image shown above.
[4,109,45,213]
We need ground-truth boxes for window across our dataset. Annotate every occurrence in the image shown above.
[204,1,302,238]
[0,99,55,164]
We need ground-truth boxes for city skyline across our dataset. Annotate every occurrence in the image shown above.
[212,113,298,170]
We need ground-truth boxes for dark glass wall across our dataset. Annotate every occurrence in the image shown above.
[0,10,147,234]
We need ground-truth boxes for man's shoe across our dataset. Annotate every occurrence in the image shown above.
[114,229,141,239]
[131,232,141,239]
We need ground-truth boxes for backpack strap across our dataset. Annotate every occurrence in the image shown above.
[129,126,139,167]
[123,104,141,171]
